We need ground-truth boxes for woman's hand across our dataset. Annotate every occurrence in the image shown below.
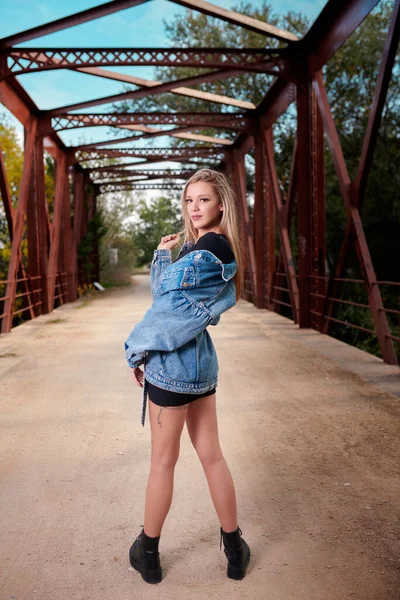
[157,232,181,250]
[131,366,144,388]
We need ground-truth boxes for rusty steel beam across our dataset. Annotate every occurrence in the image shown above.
[73,68,256,110]
[296,72,313,327]
[264,128,299,323]
[356,0,400,209]
[170,0,298,41]
[62,173,76,302]
[0,0,151,48]
[39,112,252,138]
[233,79,296,156]
[98,182,183,193]
[92,174,190,184]
[34,139,50,315]
[114,125,232,145]
[89,168,197,180]
[231,150,257,303]
[304,0,380,73]
[268,139,297,311]
[27,139,42,318]
[253,127,266,308]
[1,118,37,333]
[47,153,68,313]
[75,147,223,162]
[0,142,37,322]
[42,70,252,115]
[0,143,14,236]
[74,126,231,149]
[1,47,285,78]
[314,72,397,365]
[264,143,275,310]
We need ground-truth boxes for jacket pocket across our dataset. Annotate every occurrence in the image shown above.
[180,266,196,289]
[160,266,196,293]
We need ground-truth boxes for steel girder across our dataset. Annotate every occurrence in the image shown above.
[98,182,184,193]
[1,0,399,368]
[75,147,224,162]
[38,112,252,138]
[90,169,197,180]
[0,47,286,78]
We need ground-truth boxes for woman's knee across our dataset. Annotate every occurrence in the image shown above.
[196,444,224,469]
[151,445,180,469]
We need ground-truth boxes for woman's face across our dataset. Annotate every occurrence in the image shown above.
[185,181,223,235]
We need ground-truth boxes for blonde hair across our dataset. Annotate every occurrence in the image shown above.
[177,168,244,300]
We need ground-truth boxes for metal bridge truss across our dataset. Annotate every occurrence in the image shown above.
[0,0,399,367]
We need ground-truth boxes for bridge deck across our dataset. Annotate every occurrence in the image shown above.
[0,276,399,599]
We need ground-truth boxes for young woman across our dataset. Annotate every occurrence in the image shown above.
[124,168,251,584]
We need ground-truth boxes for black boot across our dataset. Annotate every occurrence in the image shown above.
[129,527,162,584]
[220,525,251,580]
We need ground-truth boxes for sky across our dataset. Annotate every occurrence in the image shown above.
[1,0,326,169]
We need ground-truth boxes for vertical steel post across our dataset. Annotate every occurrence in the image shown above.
[63,170,76,302]
[296,68,313,328]
[1,118,37,333]
[311,80,326,329]
[254,125,266,308]
[232,149,257,303]
[47,151,67,312]
[72,170,85,294]
[27,137,41,317]
[264,145,275,310]
[264,128,299,323]
[35,140,50,315]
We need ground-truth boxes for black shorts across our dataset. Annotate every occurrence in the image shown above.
[146,379,216,407]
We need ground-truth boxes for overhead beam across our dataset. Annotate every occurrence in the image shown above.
[40,112,251,137]
[42,68,264,115]
[168,0,298,42]
[304,0,381,72]
[76,147,221,158]
[90,168,197,179]
[0,0,151,48]
[114,124,232,145]
[1,47,284,77]
[74,68,256,110]
[356,0,400,207]
[99,182,184,193]
[73,126,231,149]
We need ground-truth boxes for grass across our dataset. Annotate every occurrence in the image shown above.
[45,318,66,324]
[76,298,91,309]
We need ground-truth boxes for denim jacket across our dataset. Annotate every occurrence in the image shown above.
[124,240,237,426]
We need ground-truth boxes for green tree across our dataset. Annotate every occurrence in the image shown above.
[132,196,182,266]
[97,190,138,284]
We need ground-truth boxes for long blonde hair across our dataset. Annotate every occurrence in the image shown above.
[177,168,244,301]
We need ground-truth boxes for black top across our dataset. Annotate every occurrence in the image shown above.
[173,232,234,264]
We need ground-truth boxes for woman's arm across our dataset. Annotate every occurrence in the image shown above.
[124,288,213,368]
[150,249,172,301]
[150,233,181,300]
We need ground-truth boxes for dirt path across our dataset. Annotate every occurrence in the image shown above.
[0,276,399,600]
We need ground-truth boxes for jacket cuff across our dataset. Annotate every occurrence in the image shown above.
[127,356,144,369]
[153,249,172,260]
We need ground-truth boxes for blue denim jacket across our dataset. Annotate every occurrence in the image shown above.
[124,241,237,426]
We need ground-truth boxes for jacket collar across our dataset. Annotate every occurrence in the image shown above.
[177,247,236,282]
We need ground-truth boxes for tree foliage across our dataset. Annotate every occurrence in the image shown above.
[98,190,138,282]
[132,195,182,266]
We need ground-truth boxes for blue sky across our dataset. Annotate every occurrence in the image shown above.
[2,0,325,151]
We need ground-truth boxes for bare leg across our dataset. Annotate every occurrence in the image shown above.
[186,393,238,532]
[203,454,238,532]
[143,399,189,537]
